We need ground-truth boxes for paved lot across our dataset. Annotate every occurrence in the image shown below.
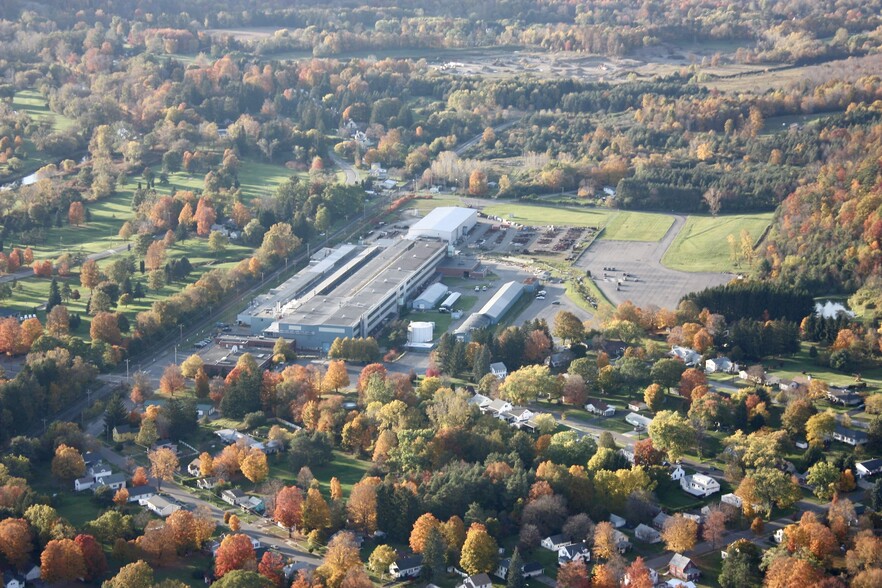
[577,215,731,309]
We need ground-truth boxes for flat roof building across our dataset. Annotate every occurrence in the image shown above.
[241,239,447,351]
[454,281,524,342]
[407,206,478,244]
[199,346,273,377]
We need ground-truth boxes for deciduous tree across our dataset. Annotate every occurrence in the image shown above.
[324,360,350,393]
[0,518,33,568]
[148,447,179,490]
[301,487,331,532]
[702,506,727,548]
[662,514,698,552]
[460,523,498,575]
[556,560,590,588]
[274,486,303,537]
[75,534,107,580]
[316,531,362,588]
[105,560,154,588]
[624,557,654,588]
[215,534,257,578]
[347,477,379,535]
[410,513,442,553]
[241,450,269,485]
[159,363,185,397]
[51,444,85,485]
[553,311,584,345]
[648,410,693,461]
[40,538,86,583]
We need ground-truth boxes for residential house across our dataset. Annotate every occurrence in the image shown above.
[484,398,514,417]
[779,374,810,391]
[856,458,882,478]
[22,564,40,583]
[197,403,217,418]
[613,530,631,553]
[669,346,701,366]
[827,389,863,406]
[681,473,721,497]
[832,425,868,446]
[502,407,534,425]
[585,399,616,417]
[74,476,94,492]
[241,496,266,514]
[490,362,508,380]
[197,477,218,490]
[88,461,112,480]
[94,473,126,492]
[666,581,697,588]
[795,439,809,450]
[558,542,590,565]
[652,512,671,530]
[265,439,286,454]
[468,394,491,410]
[144,496,181,517]
[609,513,626,528]
[458,573,492,588]
[721,493,743,509]
[773,528,786,544]
[628,400,648,412]
[187,458,202,477]
[389,555,423,579]
[738,365,766,384]
[669,554,701,581]
[705,357,736,374]
[546,350,574,370]
[625,412,653,430]
[3,571,25,588]
[126,485,157,504]
[222,488,248,506]
[283,561,316,581]
[634,523,661,544]
[112,424,137,442]
[620,448,635,464]
[670,464,686,481]
[541,534,571,551]
[495,559,543,580]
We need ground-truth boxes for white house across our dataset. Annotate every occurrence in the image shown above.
[625,567,659,586]
[459,573,492,588]
[188,458,202,477]
[468,394,492,409]
[609,513,627,528]
[94,473,126,492]
[197,477,218,490]
[628,400,648,412]
[502,407,534,424]
[626,412,653,430]
[541,534,571,551]
[705,357,736,374]
[74,476,94,492]
[495,559,543,580]
[720,493,743,509]
[832,425,868,446]
[857,458,882,478]
[773,528,786,544]
[389,555,423,579]
[485,398,514,416]
[670,346,701,366]
[585,399,616,417]
[490,362,508,380]
[681,473,721,497]
[222,489,248,506]
[3,571,25,588]
[634,523,661,544]
[613,530,631,553]
[126,485,157,504]
[88,461,112,480]
[558,542,590,565]
[145,496,181,518]
[652,512,671,530]
[670,464,686,481]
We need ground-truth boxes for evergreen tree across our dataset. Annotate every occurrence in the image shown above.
[507,547,526,588]
[422,527,446,581]
[47,278,62,313]
[473,345,492,382]
[61,282,72,301]
[103,393,128,440]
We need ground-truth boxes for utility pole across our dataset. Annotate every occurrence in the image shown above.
[125,358,130,382]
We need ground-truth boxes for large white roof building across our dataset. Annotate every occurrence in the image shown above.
[407,206,477,244]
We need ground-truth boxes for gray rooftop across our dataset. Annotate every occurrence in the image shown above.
[478,281,524,322]
[271,239,446,329]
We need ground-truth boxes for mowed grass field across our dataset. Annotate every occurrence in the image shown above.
[13,89,75,131]
[482,202,674,241]
[662,213,773,272]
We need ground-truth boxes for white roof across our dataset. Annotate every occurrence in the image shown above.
[410,206,476,233]
[490,362,507,372]
[692,473,718,486]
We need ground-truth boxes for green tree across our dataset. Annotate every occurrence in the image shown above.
[718,539,762,588]
[805,461,840,500]
[209,230,229,253]
[553,311,584,345]
[650,359,686,391]
[500,365,559,405]
[644,383,665,412]
[422,526,447,581]
[103,393,128,440]
[368,544,397,578]
[648,410,694,461]
[473,345,491,382]
[805,411,836,447]
[47,278,62,313]
[507,547,526,588]
[136,418,159,447]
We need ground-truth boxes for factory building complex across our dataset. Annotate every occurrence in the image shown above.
[238,207,478,351]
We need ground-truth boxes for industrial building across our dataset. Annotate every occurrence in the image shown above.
[407,206,478,244]
[454,281,525,341]
[412,282,449,310]
[200,345,273,377]
[239,239,447,351]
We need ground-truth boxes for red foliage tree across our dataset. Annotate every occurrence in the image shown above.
[75,534,108,580]
[214,534,256,578]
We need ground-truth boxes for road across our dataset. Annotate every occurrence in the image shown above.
[329,153,359,185]
[0,241,135,285]
[454,116,522,156]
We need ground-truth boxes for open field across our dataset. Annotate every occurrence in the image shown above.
[661,213,774,272]
[269,450,371,500]
[13,89,75,132]
[163,158,298,201]
[482,202,674,242]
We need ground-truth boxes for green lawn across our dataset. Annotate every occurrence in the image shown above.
[269,450,372,500]
[162,158,298,202]
[768,342,882,390]
[661,213,774,272]
[13,89,75,132]
[406,310,452,334]
[482,202,673,241]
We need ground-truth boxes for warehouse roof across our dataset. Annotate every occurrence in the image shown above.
[410,206,476,233]
[478,281,524,322]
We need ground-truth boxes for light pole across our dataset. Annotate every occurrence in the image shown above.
[174,345,178,365]
[179,324,183,341]
[125,358,130,382]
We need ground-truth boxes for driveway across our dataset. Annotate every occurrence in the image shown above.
[577,215,731,309]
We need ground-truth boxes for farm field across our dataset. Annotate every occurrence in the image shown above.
[482,202,674,241]
[661,213,774,272]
